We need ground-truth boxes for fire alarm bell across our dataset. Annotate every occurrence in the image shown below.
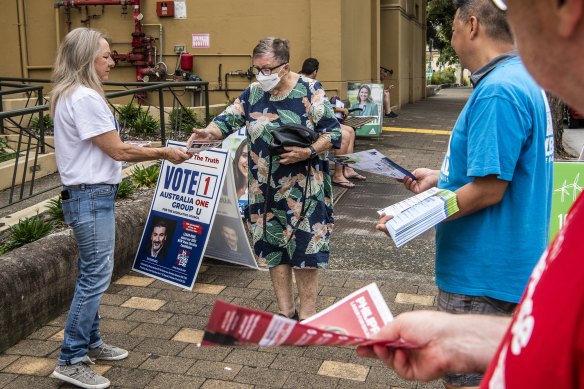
[156,1,174,17]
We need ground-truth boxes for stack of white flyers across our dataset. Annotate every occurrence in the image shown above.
[377,187,459,247]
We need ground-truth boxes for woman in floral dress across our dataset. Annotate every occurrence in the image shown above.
[188,37,341,320]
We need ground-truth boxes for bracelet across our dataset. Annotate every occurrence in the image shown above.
[308,145,317,157]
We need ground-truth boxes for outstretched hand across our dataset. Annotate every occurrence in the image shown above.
[163,147,192,165]
[186,128,215,149]
[356,311,509,382]
[402,168,438,194]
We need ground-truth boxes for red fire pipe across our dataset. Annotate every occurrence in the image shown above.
[56,0,156,84]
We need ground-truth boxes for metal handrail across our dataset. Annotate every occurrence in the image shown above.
[0,105,48,119]
[0,79,212,209]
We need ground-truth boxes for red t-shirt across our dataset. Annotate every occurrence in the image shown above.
[481,193,584,388]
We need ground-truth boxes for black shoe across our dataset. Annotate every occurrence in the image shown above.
[384,111,398,118]
[278,310,299,321]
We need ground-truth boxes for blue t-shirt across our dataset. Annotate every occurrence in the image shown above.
[436,56,554,303]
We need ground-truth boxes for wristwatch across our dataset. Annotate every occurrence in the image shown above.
[308,145,317,158]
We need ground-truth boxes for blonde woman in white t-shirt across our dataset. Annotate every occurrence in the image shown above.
[49,27,191,389]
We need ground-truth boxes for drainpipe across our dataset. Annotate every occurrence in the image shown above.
[142,24,163,64]
[54,0,134,6]
[55,7,61,48]
[17,0,29,79]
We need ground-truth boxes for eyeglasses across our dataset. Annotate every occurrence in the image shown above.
[250,62,288,76]
[491,0,507,11]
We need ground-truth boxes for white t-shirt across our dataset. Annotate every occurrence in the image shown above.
[54,86,121,185]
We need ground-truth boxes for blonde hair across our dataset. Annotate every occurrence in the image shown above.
[50,27,106,116]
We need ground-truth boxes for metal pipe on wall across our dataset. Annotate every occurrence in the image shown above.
[188,53,252,59]
[17,0,29,79]
[54,0,133,6]
[142,24,163,64]
[55,7,61,48]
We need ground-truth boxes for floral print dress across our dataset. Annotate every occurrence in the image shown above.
[213,75,341,269]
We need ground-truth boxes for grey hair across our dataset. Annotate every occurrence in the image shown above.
[252,37,290,63]
[452,0,513,44]
[50,27,107,116]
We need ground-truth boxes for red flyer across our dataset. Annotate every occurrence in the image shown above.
[202,283,418,349]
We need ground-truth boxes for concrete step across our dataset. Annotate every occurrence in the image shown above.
[0,151,57,191]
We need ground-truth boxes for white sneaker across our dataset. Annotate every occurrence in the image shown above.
[88,343,129,361]
[52,357,110,389]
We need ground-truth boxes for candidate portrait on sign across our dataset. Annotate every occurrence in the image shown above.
[347,82,384,125]
[143,216,177,261]
[208,214,244,254]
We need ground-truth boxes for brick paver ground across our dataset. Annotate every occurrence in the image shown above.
[0,88,472,388]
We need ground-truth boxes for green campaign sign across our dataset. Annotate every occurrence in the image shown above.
[347,82,383,138]
[549,161,584,242]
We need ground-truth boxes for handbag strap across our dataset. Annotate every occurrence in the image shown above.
[262,155,313,245]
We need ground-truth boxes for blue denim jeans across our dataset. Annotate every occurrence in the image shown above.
[58,184,118,365]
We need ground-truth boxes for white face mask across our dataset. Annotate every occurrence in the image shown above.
[256,71,282,92]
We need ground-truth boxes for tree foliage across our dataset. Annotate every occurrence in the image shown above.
[547,93,575,159]
[427,0,457,67]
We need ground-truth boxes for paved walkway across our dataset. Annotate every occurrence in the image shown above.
[3,86,578,389]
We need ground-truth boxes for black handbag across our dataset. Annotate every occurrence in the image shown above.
[268,124,319,155]
[263,124,319,244]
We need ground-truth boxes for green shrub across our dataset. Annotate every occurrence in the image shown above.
[0,137,16,163]
[2,215,54,253]
[169,106,199,133]
[131,164,160,188]
[46,197,64,224]
[117,103,143,130]
[133,111,160,135]
[116,178,136,198]
[430,70,456,85]
[29,114,54,131]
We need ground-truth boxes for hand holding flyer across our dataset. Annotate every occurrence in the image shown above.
[187,140,223,154]
[202,283,418,349]
[378,187,459,247]
[330,149,416,181]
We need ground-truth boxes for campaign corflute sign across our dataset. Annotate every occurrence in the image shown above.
[133,141,229,289]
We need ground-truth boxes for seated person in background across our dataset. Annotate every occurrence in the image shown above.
[299,57,366,188]
[380,66,398,118]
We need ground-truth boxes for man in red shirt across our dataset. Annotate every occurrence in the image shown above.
[357,0,584,387]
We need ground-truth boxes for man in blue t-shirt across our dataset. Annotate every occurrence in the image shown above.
[376,1,553,387]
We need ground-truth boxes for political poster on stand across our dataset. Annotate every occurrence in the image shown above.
[347,82,383,137]
[549,161,584,242]
[133,141,229,290]
[204,161,258,270]
[222,128,248,217]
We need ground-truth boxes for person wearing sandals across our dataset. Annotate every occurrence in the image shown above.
[299,57,366,189]
[50,28,191,388]
[187,38,341,321]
